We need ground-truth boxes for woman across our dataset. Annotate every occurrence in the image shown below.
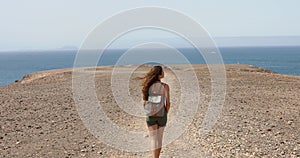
[139,65,170,158]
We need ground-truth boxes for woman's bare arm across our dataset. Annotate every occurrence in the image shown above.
[165,84,170,113]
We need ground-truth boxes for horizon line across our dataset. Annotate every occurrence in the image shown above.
[1,35,300,52]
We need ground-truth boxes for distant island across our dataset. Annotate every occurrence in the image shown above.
[59,46,79,50]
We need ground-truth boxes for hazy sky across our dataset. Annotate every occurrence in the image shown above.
[1,0,300,50]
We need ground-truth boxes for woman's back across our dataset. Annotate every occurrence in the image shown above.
[146,81,167,117]
[149,82,165,97]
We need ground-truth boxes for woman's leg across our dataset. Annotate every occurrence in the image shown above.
[148,124,159,158]
[156,126,165,157]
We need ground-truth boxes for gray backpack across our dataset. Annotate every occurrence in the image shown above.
[144,82,166,117]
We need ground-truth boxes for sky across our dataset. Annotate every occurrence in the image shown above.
[1,0,300,51]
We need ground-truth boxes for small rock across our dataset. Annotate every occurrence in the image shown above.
[275,131,284,136]
[80,153,86,157]
[82,144,88,148]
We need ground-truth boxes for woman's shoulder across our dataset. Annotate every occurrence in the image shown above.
[161,82,169,89]
[160,81,167,85]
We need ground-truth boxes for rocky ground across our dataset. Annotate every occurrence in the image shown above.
[0,64,299,158]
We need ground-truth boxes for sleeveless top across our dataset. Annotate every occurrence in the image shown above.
[146,81,167,117]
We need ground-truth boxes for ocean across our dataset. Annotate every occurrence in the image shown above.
[0,46,300,86]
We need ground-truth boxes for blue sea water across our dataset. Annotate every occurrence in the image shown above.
[0,46,300,86]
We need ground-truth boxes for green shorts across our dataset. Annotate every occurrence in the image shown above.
[146,113,167,127]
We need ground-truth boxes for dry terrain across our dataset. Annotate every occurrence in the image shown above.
[0,64,299,157]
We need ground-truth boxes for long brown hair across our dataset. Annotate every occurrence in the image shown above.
[138,65,163,101]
